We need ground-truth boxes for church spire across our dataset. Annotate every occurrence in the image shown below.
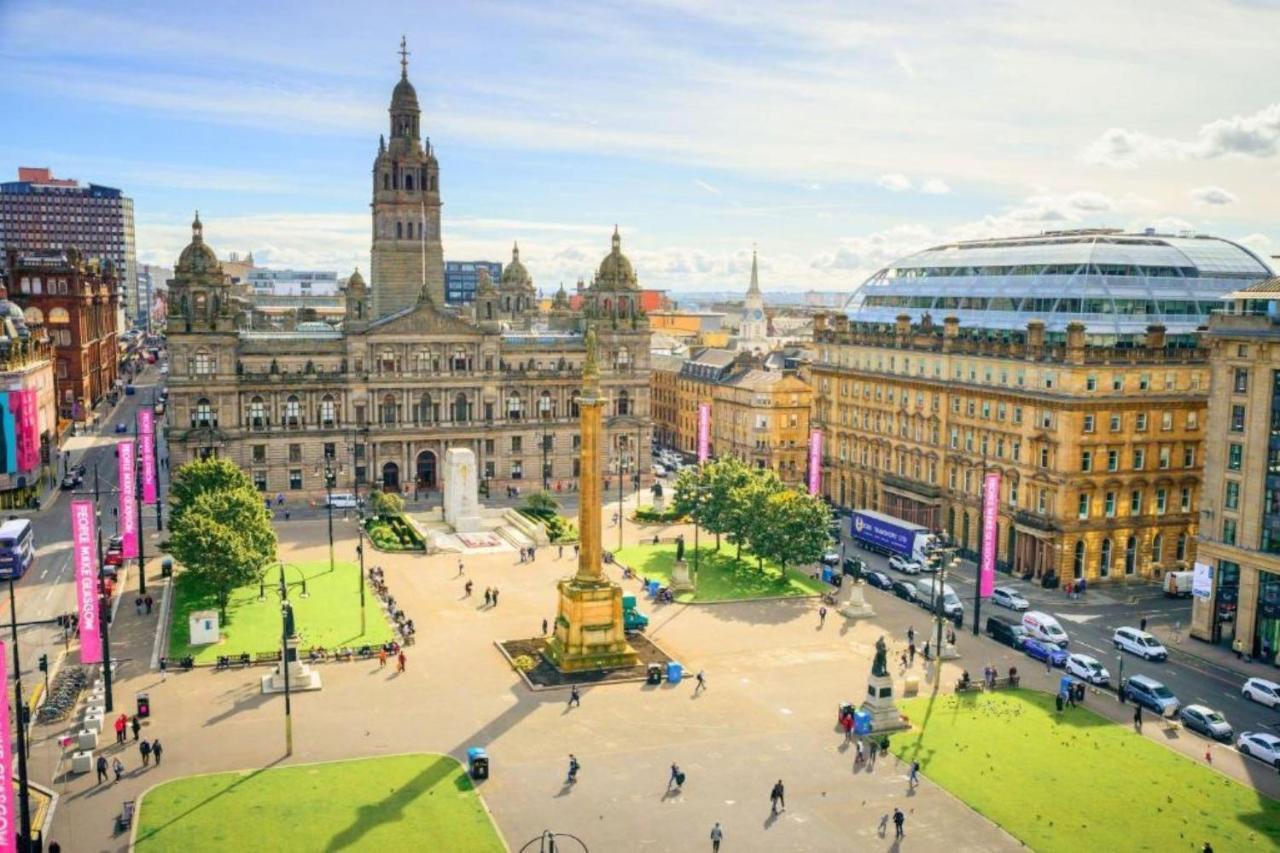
[748,245,760,295]
[399,35,410,79]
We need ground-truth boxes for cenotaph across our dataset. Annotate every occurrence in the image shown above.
[443,447,484,534]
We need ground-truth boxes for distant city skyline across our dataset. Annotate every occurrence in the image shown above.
[1,1,1278,293]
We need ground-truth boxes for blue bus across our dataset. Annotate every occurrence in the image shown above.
[0,519,34,580]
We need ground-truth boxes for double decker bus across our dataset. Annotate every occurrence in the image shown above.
[0,518,34,580]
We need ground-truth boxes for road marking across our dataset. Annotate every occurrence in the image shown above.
[38,569,47,580]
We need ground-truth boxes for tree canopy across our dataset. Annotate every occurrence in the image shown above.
[168,457,259,529]
[748,488,831,572]
[368,490,405,519]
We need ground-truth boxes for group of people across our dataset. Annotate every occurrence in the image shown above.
[132,595,156,616]
[98,714,164,784]
[517,546,538,563]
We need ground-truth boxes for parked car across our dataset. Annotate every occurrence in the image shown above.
[1022,611,1069,648]
[652,464,666,477]
[890,579,917,602]
[159,363,170,375]
[820,551,841,567]
[60,474,78,490]
[1237,732,1280,769]
[1123,674,1180,715]
[986,616,1029,650]
[113,423,129,434]
[1023,638,1068,667]
[1064,653,1109,686]
[991,586,1030,612]
[324,493,359,510]
[1242,677,1280,710]
[1178,705,1233,741]
[864,571,893,591]
[104,548,124,567]
[888,554,922,574]
[1113,627,1168,661]
[842,557,865,578]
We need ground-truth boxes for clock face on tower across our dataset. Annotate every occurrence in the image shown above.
[751,309,764,321]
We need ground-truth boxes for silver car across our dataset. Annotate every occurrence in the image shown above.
[1178,704,1233,742]
[991,587,1030,611]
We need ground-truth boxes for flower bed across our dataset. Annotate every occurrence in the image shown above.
[517,508,579,543]
[632,504,684,523]
[363,513,426,552]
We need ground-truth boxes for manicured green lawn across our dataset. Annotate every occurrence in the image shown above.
[169,560,393,664]
[893,690,1280,852]
[136,754,504,852]
[613,542,825,602]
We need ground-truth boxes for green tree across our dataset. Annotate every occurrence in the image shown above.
[169,488,277,619]
[726,469,783,564]
[750,488,831,574]
[523,491,560,516]
[673,457,755,551]
[168,457,258,529]
[368,490,405,519]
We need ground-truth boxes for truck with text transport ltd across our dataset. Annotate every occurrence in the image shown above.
[849,510,934,563]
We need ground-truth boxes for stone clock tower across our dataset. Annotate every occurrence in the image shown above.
[371,38,444,317]
[739,248,767,352]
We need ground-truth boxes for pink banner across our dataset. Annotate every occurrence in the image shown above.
[0,639,12,853]
[138,409,157,504]
[118,440,138,559]
[697,403,710,463]
[14,389,39,473]
[71,499,102,664]
[807,429,823,496]
[980,471,1001,597]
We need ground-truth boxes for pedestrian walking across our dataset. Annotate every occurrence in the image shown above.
[131,716,141,741]
[458,559,465,576]
[152,739,163,766]
[542,618,549,635]
[112,757,125,782]
[1044,653,1052,674]
[140,739,152,766]
[907,626,915,645]
[492,588,500,606]
[378,648,387,668]
[484,587,492,606]
[907,642,916,666]
[841,712,853,743]
[465,580,473,597]
[818,606,827,627]
[869,737,879,766]
[135,596,143,616]
[145,595,154,615]
[1140,616,1147,632]
[710,821,723,852]
[566,754,580,784]
[284,509,290,521]
[569,685,581,707]
[695,670,706,693]
[878,812,889,836]
[1133,703,1143,732]
[114,714,127,744]
[159,656,167,682]
[668,762,682,790]
[908,760,920,787]
[397,651,407,673]
[893,807,905,838]
[923,640,931,660]
[574,544,580,559]
[856,739,865,765]
[96,755,109,784]
[769,780,785,815]
[558,544,564,559]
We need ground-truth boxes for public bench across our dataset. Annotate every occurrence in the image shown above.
[116,800,135,833]
[254,652,281,665]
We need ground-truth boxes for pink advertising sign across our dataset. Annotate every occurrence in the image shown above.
[17,389,39,473]
[118,440,138,559]
[697,403,711,463]
[0,640,12,853]
[138,409,157,504]
[807,429,823,496]
[980,471,1001,598]
[71,499,102,664]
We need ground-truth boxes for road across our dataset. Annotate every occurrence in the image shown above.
[833,527,1280,760]
[3,363,168,705]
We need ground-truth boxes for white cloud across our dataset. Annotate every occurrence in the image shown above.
[1084,103,1280,167]
[919,179,951,195]
[693,179,722,196]
[1190,186,1238,206]
[877,173,912,192]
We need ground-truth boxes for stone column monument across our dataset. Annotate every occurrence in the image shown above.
[544,328,639,673]
[443,447,483,533]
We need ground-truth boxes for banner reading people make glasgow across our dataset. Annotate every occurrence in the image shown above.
[138,409,158,504]
[118,439,138,559]
[980,471,1000,598]
[71,499,102,664]
[808,429,822,496]
[697,403,710,463]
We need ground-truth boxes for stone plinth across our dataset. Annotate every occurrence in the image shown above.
[653,492,666,513]
[544,577,638,673]
[669,559,694,594]
[940,641,960,660]
[261,641,323,693]
[443,447,484,533]
[860,672,909,732]
[839,582,875,620]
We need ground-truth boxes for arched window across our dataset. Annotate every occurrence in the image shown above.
[539,391,553,419]
[285,395,301,426]
[380,350,396,373]
[1099,538,1112,577]
[406,174,414,191]
[570,391,581,418]
[615,346,631,370]
[452,348,468,372]
[396,221,403,239]
[1124,536,1137,575]
[1176,532,1188,561]
[48,307,70,324]
[507,392,523,420]
[616,390,630,416]
[1152,533,1163,564]
[194,349,213,375]
[249,396,266,428]
[194,398,213,427]
[453,393,468,423]
[415,350,431,374]
[382,394,397,425]
[1073,540,1086,578]
[418,393,433,424]
[22,307,42,325]
[320,395,336,426]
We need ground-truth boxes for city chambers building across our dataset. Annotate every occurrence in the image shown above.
[162,50,651,498]
[812,229,1275,585]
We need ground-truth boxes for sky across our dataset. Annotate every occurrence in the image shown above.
[1,0,1279,295]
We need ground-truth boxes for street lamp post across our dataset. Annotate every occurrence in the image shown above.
[316,459,341,573]
[95,511,114,712]
[8,579,33,852]
[356,514,367,636]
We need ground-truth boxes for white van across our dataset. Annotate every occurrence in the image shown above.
[915,579,964,619]
[325,493,359,509]
[1021,611,1069,647]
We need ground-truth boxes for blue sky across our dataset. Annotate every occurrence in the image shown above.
[1,0,1278,293]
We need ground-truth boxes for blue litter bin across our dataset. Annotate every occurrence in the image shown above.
[467,746,489,780]
[821,568,834,584]
[666,661,683,684]
[648,580,660,597]
[1058,676,1074,697]
[854,709,872,735]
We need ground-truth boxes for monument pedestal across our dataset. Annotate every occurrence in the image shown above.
[839,582,875,619]
[261,640,323,694]
[669,559,694,594]
[939,641,960,660]
[860,672,908,732]
[652,492,666,513]
[443,448,484,534]
[544,577,639,673]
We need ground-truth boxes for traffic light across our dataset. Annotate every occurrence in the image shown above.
[37,654,48,673]
[19,703,29,725]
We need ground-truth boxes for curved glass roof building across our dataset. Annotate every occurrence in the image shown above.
[846,228,1274,342]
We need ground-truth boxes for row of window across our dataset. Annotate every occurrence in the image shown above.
[1070,532,1190,578]
[1077,487,1193,519]
[1080,444,1196,472]
[1081,410,1198,433]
